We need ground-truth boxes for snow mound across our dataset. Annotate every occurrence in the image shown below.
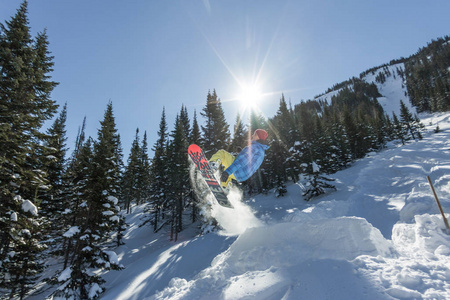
[393,214,450,257]
[227,217,394,268]
[354,213,450,299]
[154,217,394,299]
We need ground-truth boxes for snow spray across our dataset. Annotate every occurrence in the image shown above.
[189,162,261,235]
[210,186,262,236]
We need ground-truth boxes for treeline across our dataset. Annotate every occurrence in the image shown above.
[405,36,450,112]
[262,80,424,199]
[318,36,450,109]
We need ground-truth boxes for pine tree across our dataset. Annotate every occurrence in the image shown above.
[61,119,89,268]
[399,100,424,141]
[272,94,297,145]
[269,95,299,183]
[122,129,142,213]
[247,110,268,193]
[149,108,169,232]
[384,114,395,141]
[40,103,68,227]
[167,113,190,241]
[91,101,122,238]
[230,113,247,154]
[190,110,201,145]
[341,108,358,159]
[180,105,191,144]
[0,2,58,297]
[122,128,151,213]
[56,103,124,299]
[249,109,267,134]
[302,161,336,201]
[392,112,407,145]
[200,90,230,157]
[138,131,151,205]
[188,110,202,223]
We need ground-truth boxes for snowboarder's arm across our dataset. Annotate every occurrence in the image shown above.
[225,145,265,182]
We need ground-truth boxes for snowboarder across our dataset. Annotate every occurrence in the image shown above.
[209,129,269,187]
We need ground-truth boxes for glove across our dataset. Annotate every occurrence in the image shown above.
[220,171,229,183]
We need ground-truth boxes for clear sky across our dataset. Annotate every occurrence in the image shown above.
[1,0,449,158]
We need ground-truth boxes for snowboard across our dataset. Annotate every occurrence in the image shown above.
[188,144,233,208]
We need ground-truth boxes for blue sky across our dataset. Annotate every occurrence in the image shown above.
[1,0,449,158]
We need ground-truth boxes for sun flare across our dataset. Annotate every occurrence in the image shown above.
[237,83,263,109]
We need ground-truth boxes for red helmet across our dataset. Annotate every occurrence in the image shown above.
[254,129,268,141]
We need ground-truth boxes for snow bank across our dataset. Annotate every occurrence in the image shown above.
[354,212,450,299]
[393,214,450,258]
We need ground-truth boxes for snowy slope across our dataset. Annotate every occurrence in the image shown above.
[98,112,450,300]
[363,63,416,117]
[315,63,416,117]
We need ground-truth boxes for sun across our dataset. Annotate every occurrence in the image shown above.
[237,82,263,110]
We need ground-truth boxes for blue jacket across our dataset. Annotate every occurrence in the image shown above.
[225,141,269,182]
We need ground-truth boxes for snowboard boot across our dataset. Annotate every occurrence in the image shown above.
[209,159,221,171]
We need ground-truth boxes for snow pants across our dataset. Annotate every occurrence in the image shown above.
[209,149,237,186]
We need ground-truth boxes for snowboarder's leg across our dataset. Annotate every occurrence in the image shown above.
[209,149,237,187]
[209,149,235,168]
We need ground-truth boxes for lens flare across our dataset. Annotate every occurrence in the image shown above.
[237,82,263,110]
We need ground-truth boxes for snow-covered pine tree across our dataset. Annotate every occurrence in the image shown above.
[341,107,359,159]
[200,89,230,157]
[61,117,87,244]
[92,101,122,236]
[0,2,58,298]
[268,95,299,186]
[392,112,407,145]
[383,113,395,142]
[61,128,91,270]
[264,139,287,195]
[302,162,336,201]
[369,106,387,151]
[320,106,341,172]
[40,103,68,232]
[399,100,424,141]
[56,102,123,299]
